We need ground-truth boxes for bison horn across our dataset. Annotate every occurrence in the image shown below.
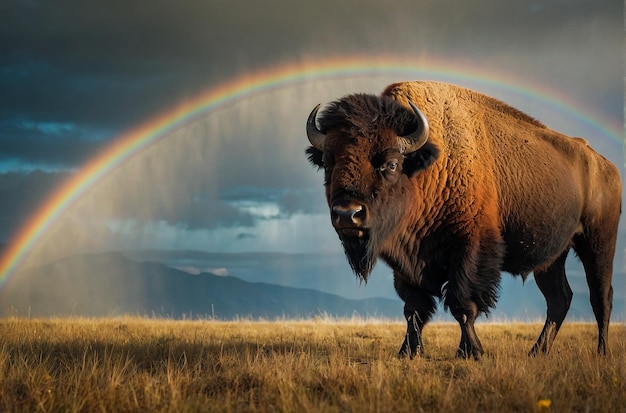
[398,101,430,154]
[306,104,326,151]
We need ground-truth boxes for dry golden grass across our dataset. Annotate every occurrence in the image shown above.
[0,317,624,412]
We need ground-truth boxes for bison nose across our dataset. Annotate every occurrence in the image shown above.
[331,203,367,228]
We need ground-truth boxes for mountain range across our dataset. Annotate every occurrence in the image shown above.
[0,251,402,319]
[0,250,622,321]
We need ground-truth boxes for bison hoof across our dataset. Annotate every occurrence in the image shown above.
[398,351,420,360]
[398,346,422,360]
[456,347,482,361]
[528,341,551,357]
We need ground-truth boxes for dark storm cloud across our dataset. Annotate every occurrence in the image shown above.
[0,170,70,237]
[1,0,621,153]
[219,186,325,215]
[277,189,328,216]
[0,0,332,139]
[174,198,257,230]
[236,233,257,241]
[0,122,107,168]
[0,0,622,241]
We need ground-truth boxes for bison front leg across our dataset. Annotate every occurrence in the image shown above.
[394,276,436,359]
[399,311,425,359]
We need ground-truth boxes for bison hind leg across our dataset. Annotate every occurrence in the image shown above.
[573,230,617,355]
[529,250,572,356]
[451,301,484,360]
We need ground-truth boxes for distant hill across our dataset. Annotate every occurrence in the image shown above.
[0,252,402,319]
[123,249,626,321]
[122,249,396,300]
[2,250,622,321]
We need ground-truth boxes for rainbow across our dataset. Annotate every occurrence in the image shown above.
[0,54,622,285]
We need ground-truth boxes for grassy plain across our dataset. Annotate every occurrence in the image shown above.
[0,317,624,412]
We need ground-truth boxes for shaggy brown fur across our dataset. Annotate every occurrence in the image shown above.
[306,81,621,360]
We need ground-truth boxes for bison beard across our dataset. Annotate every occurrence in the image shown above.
[339,229,389,282]
[340,235,373,281]
[338,196,406,282]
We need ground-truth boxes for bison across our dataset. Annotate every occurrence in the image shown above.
[305,81,621,360]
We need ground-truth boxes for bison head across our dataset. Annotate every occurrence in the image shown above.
[305,94,439,281]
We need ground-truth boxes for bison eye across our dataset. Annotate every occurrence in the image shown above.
[377,158,401,182]
[379,158,399,172]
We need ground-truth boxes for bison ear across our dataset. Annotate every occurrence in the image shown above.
[305,146,324,169]
[403,141,439,177]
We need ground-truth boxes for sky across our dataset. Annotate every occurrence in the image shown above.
[0,1,624,315]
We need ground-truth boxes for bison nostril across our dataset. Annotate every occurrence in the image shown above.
[353,207,366,221]
[332,204,366,226]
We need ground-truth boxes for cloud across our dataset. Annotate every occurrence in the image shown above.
[236,233,256,241]
[0,0,623,270]
[0,170,70,237]
[0,122,107,169]
[1,1,621,156]
[171,265,230,276]
[277,189,328,216]
[1,0,621,148]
